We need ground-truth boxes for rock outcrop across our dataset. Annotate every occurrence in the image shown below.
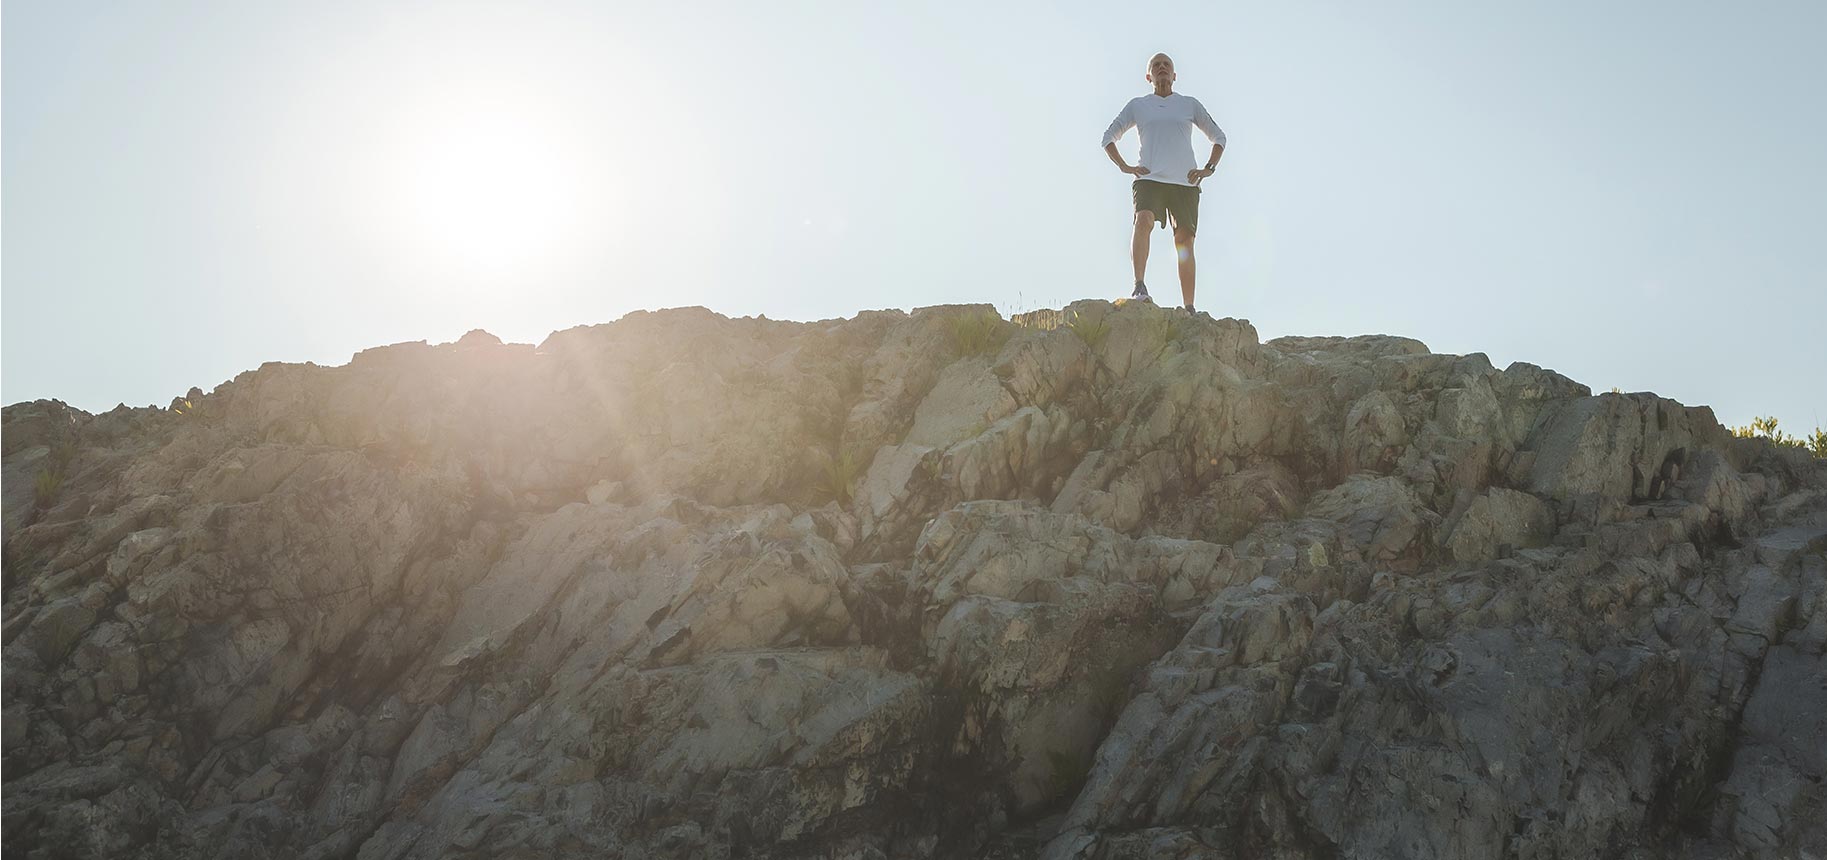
[4,303,1823,859]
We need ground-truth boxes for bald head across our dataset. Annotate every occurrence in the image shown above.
[1146,53,1176,93]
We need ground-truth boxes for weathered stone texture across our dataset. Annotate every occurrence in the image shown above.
[4,303,1822,859]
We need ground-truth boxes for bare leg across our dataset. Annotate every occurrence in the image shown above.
[1132,211,1155,285]
[1173,225,1196,309]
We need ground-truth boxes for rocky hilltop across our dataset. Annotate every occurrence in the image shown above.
[4,302,1824,859]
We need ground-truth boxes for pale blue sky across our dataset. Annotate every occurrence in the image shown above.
[5,1,1823,435]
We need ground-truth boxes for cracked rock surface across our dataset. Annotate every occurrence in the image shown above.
[4,302,1824,859]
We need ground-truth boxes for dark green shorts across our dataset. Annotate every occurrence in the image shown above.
[1133,179,1200,234]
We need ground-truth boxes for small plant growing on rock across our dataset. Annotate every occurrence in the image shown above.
[998,292,1064,331]
[33,469,64,509]
[916,453,942,482]
[1731,416,1827,459]
[32,440,78,510]
[823,448,864,505]
[946,309,1011,358]
[1066,310,1111,353]
[1734,416,1791,446]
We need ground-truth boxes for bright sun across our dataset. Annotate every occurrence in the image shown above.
[370,101,589,276]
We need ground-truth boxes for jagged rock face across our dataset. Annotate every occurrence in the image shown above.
[3,303,1824,860]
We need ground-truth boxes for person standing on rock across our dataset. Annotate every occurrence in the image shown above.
[1101,53,1226,313]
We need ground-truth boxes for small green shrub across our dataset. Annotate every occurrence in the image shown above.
[34,468,64,509]
[946,309,1011,358]
[1066,310,1111,353]
[1733,416,1789,445]
[823,449,865,505]
[32,439,79,510]
[1732,416,1827,459]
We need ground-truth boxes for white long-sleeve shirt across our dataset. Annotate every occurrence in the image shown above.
[1101,93,1226,188]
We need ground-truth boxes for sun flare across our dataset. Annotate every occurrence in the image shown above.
[408,127,564,264]
[367,100,594,276]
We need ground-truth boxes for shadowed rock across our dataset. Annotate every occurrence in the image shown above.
[3,303,1822,859]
